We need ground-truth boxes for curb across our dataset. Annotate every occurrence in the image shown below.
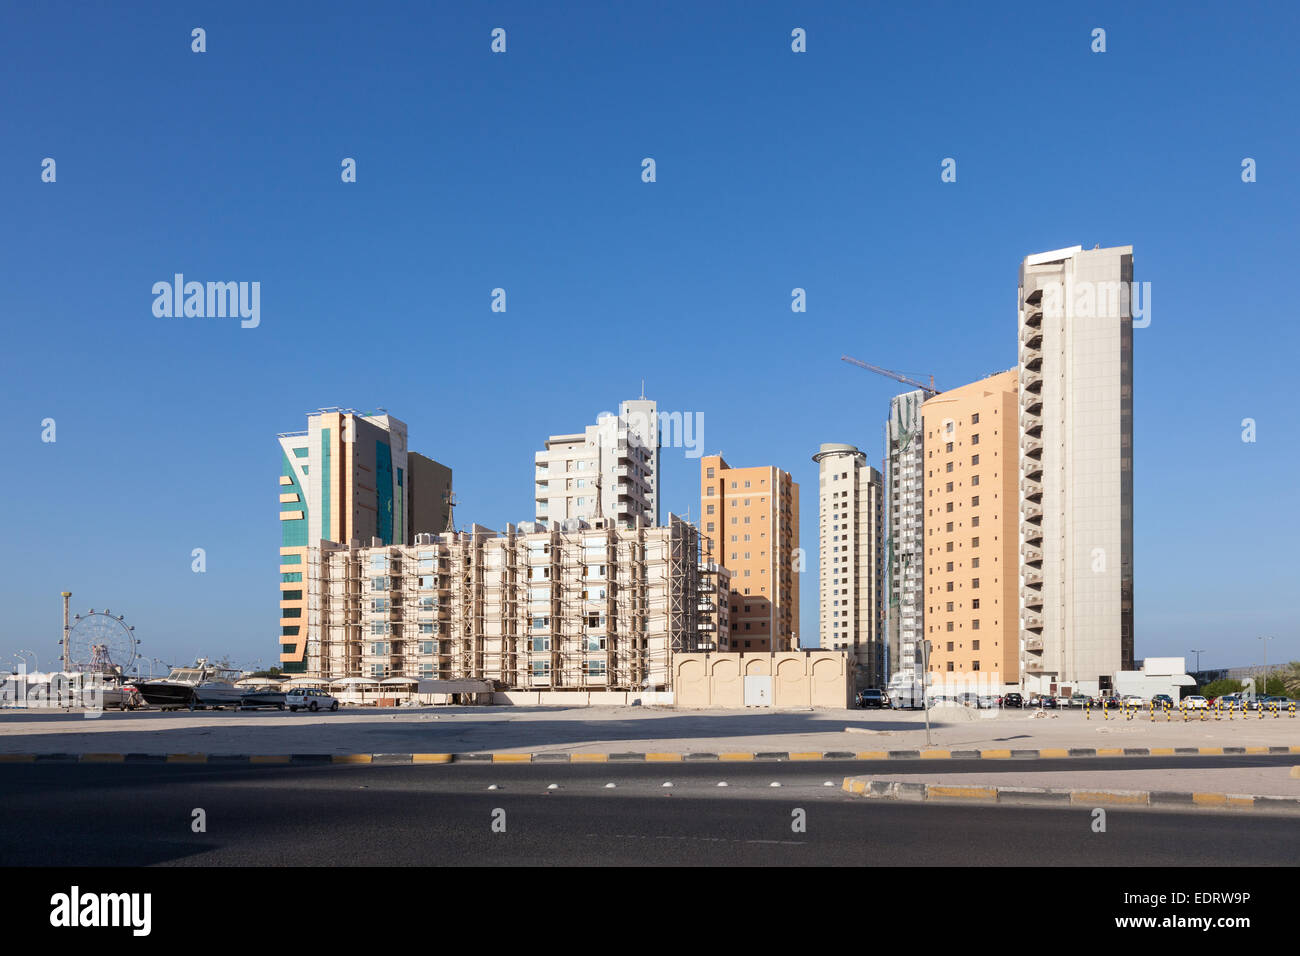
[0,746,1296,765]
[840,777,1300,813]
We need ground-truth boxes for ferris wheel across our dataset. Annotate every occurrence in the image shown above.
[65,609,139,675]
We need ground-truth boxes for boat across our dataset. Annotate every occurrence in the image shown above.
[136,659,243,710]
[237,686,286,710]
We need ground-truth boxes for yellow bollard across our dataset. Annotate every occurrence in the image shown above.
[1085,700,1090,720]
[1200,703,1206,721]
[1215,701,1221,721]
[1165,700,1172,722]
[1273,702,1279,719]
[1149,701,1155,722]
[1182,702,1188,722]
[1258,700,1264,720]
[1228,700,1233,720]
[1290,702,1296,718]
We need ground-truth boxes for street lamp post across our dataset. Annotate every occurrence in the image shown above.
[1258,636,1274,693]
[1190,649,1205,676]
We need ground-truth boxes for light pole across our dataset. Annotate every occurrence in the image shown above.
[1190,649,1205,676]
[16,649,38,672]
[1258,636,1274,693]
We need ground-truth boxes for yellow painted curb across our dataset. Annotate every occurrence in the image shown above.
[0,754,36,763]
[928,785,998,800]
[1244,747,1268,754]
[1096,748,1125,757]
[570,753,608,763]
[790,752,823,761]
[1150,748,1174,755]
[412,753,452,763]
[165,753,207,763]
[250,755,290,764]
[854,751,888,760]
[1228,795,1255,808]
[646,753,682,762]
[1198,747,1224,755]
[81,753,125,763]
[492,753,532,763]
[1039,748,1070,758]
[920,750,952,759]
[719,753,755,761]
[842,778,866,794]
[1192,792,1227,806]
[1070,790,1148,806]
[1291,746,1300,754]
[331,754,373,764]
[980,749,1012,759]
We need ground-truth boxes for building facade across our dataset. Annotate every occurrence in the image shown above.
[699,455,800,652]
[534,399,660,528]
[884,390,926,688]
[1018,245,1135,694]
[277,409,452,673]
[920,372,1021,691]
[299,515,705,691]
[813,443,885,687]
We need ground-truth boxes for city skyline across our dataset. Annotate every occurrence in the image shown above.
[3,3,1298,672]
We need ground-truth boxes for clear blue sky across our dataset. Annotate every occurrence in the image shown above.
[2,1,1296,674]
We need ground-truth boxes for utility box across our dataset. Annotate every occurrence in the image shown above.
[743,675,773,707]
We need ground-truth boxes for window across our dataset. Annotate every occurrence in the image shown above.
[971,413,980,425]
[946,482,953,492]
[946,641,954,651]
[971,474,980,487]
[972,599,980,610]
[971,639,980,650]
[946,622,954,632]
[972,557,980,568]
[707,468,715,479]
[971,496,979,506]
[971,578,980,588]
[946,462,953,473]
[971,454,979,466]
[946,561,954,572]
[972,620,980,631]
[946,442,954,453]
[971,537,979,547]
[972,516,980,527]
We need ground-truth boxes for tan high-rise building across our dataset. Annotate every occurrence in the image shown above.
[699,456,799,652]
[276,408,452,674]
[920,371,1020,691]
[1018,245,1135,695]
[813,443,884,687]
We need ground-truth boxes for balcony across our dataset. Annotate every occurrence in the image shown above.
[1023,459,1044,481]
[1020,325,1043,350]
[1020,474,1043,502]
[1023,394,1043,416]
[1023,567,1044,587]
[1024,635,1044,652]
[1021,521,1043,544]
[1023,287,1044,307]
[1022,611,1044,631]
[1020,409,1043,436]
[1020,367,1043,395]
[1021,435,1043,458]
[1023,543,1044,566]
[1023,306,1043,328]
[1022,587,1044,610]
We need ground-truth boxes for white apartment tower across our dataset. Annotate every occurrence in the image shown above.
[814,443,885,687]
[884,391,926,687]
[1018,245,1135,694]
[534,399,660,528]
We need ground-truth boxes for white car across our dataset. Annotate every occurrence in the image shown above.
[285,688,339,712]
[1182,695,1209,710]
[1122,695,1144,706]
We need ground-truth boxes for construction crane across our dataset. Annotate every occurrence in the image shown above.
[840,355,940,397]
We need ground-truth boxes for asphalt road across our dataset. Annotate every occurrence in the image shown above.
[2,758,1295,866]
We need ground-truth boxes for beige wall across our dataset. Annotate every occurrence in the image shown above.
[674,651,850,709]
[921,371,1020,689]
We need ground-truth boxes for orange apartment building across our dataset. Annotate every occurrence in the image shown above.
[699,456,800,652]
[920,371,1020,691]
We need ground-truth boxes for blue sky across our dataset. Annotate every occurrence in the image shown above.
[2,1,1297,674]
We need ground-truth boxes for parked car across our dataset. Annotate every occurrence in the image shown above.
[856,688,887,709]
[1182,695,1209,710]
[1068,695,1096,707]
[1002,692,1023,709]
[1039,695,1059,709]
[1151,693,1174,708]
[1122,695,1144,706]
[285,688,339,712]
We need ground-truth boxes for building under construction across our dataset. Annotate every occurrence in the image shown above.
[301,514,721,691]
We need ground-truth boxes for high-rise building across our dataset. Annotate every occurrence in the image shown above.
[699,455,800,652]
[813,443,884,687]
[920,372,1020,690]
[301,514,704,691]
[276,408,452,673]
[1018,245,1135,694]
[534,399,660,528]
[884,390,926,687]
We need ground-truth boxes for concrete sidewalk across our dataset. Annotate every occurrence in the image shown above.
[0,704,1296,756]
